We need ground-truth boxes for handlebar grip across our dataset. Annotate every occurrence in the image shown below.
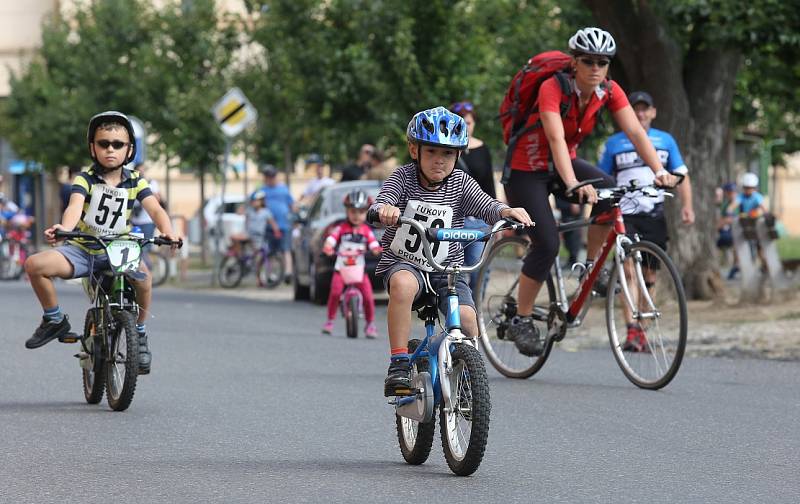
[154,237,183,248]
[366,208,381,225]
[53,230,82,239]
[564,178,605,198]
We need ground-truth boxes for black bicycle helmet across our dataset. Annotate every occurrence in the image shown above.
[86,111,137,166]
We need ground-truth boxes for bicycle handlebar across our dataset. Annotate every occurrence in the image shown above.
[368,212,524,274]
[565,173,685,201]
[54,230,183,248]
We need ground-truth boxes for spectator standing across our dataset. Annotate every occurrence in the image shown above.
[340,144,375,182]
[257,165,295,281]
[450,101,496,288]
[299,153,334,207]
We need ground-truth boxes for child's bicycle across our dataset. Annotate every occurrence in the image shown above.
[334,243,369,339]
[0,228,30,280]
[218,238,285,289]
[53,229,182,411]
[368,210,525,476]
[475,178,688,390]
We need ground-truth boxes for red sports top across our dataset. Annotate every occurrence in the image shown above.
[510,77,629,172]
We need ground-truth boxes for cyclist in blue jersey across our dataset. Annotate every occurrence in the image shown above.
[598,91,694,351]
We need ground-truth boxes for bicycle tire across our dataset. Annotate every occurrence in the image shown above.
[475,236,555,379]
[0,240,25,280]
[218,256,244,288]
[150,252,170,287]
[345,296,359,338]
[606,240,687,390]
[106,310,139,411]
[81,309,106,404]
[440,343,490,476]
[396,339,435,465]
[259,251,286,289]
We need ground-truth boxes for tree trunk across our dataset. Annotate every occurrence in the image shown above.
[584,0,742,299]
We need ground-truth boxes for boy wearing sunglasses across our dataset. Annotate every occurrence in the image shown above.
[23,111,180,375]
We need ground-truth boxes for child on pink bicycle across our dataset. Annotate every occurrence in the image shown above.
[321,190,382,338]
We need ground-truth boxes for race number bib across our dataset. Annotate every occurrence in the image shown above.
[389,200,452,272]
[335,240,366,270]
[84,185,129,235]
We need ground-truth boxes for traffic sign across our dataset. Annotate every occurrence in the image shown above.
[212,87,258,137]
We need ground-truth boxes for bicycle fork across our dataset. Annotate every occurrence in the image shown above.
[613,235,659,321]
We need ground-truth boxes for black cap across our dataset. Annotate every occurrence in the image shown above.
[628,91,654,108]
[261,164,278,177]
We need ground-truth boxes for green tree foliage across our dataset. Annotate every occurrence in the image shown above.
[2,0,155,171]
[241,0,590,165]
[1,0,238,174]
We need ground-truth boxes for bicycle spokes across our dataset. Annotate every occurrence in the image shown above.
[607,241,687,389]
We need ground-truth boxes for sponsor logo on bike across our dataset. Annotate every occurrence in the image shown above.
[437,229,482,241]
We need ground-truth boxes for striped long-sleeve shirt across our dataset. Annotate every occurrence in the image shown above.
[371,162,508,274]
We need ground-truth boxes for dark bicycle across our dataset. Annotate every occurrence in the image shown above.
[218,238,285,289]
[54,229,182,411]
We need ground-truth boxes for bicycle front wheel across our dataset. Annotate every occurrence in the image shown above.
[345,296,359,338]
[475,236,554,379]
[440,343,490,476]
[106,310,139,411]
[606,240,687,390]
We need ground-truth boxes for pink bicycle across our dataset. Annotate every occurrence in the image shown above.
[336,244,368,339]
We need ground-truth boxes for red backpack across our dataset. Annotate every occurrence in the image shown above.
[498,51,610,183]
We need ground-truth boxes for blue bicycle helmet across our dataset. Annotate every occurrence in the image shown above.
[406,106,468,150]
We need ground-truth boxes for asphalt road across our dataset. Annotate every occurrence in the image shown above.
[1,281,798,503]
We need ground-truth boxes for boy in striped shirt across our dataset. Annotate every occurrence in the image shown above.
[23,111,180,375]
[371,107,532,396]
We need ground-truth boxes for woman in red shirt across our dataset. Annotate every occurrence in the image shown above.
[504,27,676,357]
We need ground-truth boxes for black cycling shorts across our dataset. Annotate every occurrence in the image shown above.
[623,213,668,270]
[504,158,615,282]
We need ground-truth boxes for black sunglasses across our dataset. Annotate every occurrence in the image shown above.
[578,57,610,68]
[94,139,129,150]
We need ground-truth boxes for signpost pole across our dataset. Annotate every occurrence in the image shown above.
[212,138,232,287]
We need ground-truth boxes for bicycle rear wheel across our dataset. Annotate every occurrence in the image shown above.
[149,251,170,287]
[258,251,286,289]
[440,343,490,476]
[606,240,687,390]
[396,339,435,465]
[106,310,139,411]
[475,236,554,379]
[218,256,244,288]
[81,309,106,404]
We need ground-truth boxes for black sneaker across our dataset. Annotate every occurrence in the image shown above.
[26,315,71,349]
[137,332,151,375]
[384,358,412,397]
[507,316,544,357]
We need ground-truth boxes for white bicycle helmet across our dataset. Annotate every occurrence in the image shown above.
[741,172,759,188]
[569,27,617,57]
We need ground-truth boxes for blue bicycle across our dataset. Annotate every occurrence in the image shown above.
[373,213,524,476]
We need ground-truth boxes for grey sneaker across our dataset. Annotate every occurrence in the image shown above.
[507,316,544,357]
[137,332,151,375]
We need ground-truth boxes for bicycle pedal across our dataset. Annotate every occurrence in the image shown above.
[59,332,80,344]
